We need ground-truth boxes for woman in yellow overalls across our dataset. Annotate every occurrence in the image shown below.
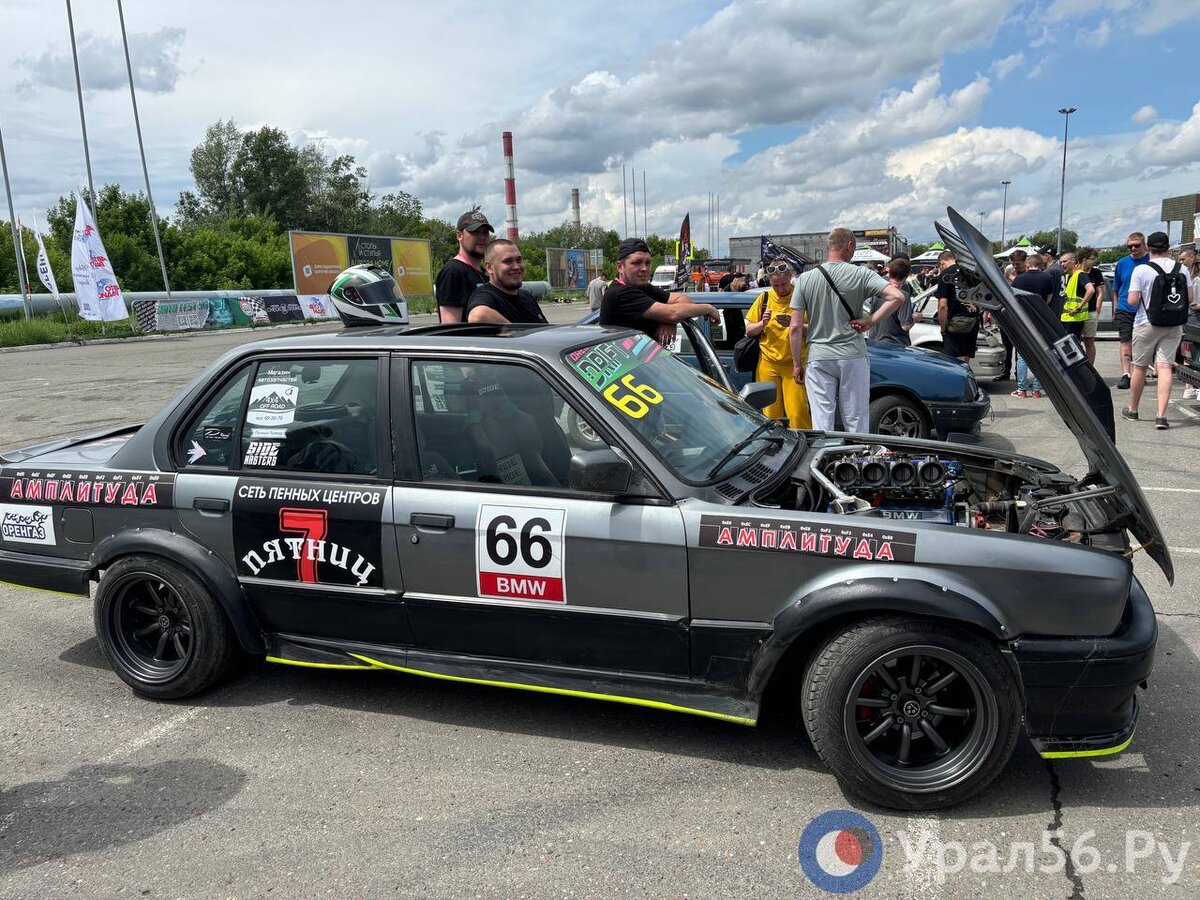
[744,258,811,429]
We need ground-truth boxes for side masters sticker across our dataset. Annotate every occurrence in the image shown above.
[0,504,55,545]
[0,468,174,508]
[233,479,385,588]
[698,515,917,563]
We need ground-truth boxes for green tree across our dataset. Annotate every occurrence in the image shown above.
[1025,229,1078,254]
[186,118,243,221]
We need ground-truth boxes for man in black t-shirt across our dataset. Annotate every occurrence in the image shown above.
[934,250,979,362]
[435,209,494,322]
[466,240,548,325]
[599,238,719,343]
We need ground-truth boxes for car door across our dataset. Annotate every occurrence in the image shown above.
[174,353,410,645]
[392,354,690,676]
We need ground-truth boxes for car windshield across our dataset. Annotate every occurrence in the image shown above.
[564,334,790,483]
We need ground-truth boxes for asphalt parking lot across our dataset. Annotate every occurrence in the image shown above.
[1,312,1197,899]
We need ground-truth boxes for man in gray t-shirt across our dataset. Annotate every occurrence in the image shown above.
[789,228,905,432]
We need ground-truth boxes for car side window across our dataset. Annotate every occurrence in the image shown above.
[712,309,744,351]
[240,358,379,476]
[178,369,250,468]
[410,360,611,489]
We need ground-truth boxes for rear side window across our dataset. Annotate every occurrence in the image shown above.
[240,359,379,476]
[179,369,250,468]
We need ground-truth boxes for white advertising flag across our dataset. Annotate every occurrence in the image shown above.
[70,193,126,321]
[31,212,59,297]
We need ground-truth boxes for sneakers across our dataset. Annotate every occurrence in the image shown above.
[1156,417,1169,430]
[1030,390,1043,398]
[1184,386,1198,400]
[1116,374,1131,389]
[1010,389,1027,398]
[1121,408,1139,421]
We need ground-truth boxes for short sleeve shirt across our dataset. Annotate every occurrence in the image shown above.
[1130,259,1177,328]
[599,281,669,337]
[868,289,913,346]
[747,289,802,364]
[434,258,486,318]
[790,262,888,361]
[465,284,548,324]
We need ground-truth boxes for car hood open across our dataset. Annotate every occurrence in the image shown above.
[936,207,1172,583]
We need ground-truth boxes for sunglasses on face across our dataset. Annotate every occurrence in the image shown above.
[1128,242,1143,249]
[765,264,792,275]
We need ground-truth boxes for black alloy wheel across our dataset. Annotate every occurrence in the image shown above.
[95,554,245,699]
[108,571,195,684]
[802,617,1021,810]
[844,645,994,793]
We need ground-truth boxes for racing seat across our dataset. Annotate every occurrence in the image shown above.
[459,374,560,487]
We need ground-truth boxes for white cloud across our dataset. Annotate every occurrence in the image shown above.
[991,53,1025,80]
[1132,105,1158,124]
[15,27,186,95]
[1045,0,1200,33]
[1133,101,1200,165]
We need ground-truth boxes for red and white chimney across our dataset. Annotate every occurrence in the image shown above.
[502,131,518,240]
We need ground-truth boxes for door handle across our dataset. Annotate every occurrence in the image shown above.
[192,497,230,513]
[410,513,454,531]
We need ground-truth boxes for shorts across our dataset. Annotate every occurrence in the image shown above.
[1131,324,1183,368]
[1114,309,1136,343]
[1082,314,1099,338]
[943,328,978,359]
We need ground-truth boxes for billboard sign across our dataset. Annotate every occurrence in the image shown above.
[545,248,604,290]
[289,231,433,315]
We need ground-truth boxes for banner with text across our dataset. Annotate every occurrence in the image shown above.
[289,230,433,312]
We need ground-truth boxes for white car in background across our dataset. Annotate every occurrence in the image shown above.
[650,265,678,289]
[908,286,1006,380]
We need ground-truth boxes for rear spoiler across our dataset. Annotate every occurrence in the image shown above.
[0,424,143,464]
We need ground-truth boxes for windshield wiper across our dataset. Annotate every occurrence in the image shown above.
[707,419,785,479]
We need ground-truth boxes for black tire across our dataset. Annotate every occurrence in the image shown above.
[94,555,244,700]
[566,408,606,449]
[802,616,1022,810]
[869,394,929,439]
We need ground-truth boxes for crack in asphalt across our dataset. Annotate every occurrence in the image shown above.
[1157,612,1200,619]
[1045,758,1086,900]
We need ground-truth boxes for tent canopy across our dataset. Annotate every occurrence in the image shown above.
[994,238,1038,259]
[851,246,890,264]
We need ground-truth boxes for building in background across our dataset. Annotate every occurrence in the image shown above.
[1160,193,1199,247]
[729,227,908,267]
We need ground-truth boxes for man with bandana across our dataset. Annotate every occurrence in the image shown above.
[599,238,719,344]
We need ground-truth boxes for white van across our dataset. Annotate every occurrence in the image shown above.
[650,265,677,289]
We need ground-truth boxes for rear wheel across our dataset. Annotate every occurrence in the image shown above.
[802,616,1022,810]
[94,555,244,700]
[869,395,929,439]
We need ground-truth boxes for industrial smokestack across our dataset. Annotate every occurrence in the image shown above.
[571,188,581,234]
[502,131,518,240]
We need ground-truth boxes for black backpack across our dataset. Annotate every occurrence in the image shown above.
[1145,260,1190,327]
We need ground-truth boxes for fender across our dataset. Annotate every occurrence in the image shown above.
[90,528,264,653]
[745,577,1012,705]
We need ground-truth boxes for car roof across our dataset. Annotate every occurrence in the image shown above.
[239,323,637,357]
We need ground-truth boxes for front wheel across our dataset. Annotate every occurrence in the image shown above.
[869,395,929,439]
[94,555,244,700]
[802,616,1022,810]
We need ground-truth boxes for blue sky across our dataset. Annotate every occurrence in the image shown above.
[2,0,1199,251]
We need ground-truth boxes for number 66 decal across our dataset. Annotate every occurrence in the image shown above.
[476,505,567,603]
[602,373,663,419]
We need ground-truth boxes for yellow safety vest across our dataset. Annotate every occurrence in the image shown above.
[1061,270,1088,323]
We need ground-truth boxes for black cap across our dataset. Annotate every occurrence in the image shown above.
[1040,246,1056,256]
[617,238,650,261]
[1147,231,1170,251]
[456,210,494,233]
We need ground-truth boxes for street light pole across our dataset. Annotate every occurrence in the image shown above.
[979,211,986,231]
[1056,107,1076,254]
[1000,180,1011,246]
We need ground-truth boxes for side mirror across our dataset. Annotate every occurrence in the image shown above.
[569,449,633,494]
[738,381,777,411]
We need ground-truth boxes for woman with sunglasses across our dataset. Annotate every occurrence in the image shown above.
[744,258,811,428]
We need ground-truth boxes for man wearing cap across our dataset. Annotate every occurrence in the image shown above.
[435,209,494,323]
[1122,231,1191,429]
[599,238,719,344]
[466,239,547,325]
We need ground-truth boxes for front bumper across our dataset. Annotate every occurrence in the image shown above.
[926,387,991,435]
[1013,577,1156,759]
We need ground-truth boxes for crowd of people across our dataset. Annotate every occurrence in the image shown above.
[431,208,1200,435]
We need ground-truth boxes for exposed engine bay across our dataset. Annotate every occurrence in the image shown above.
[752,441,1131,550]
